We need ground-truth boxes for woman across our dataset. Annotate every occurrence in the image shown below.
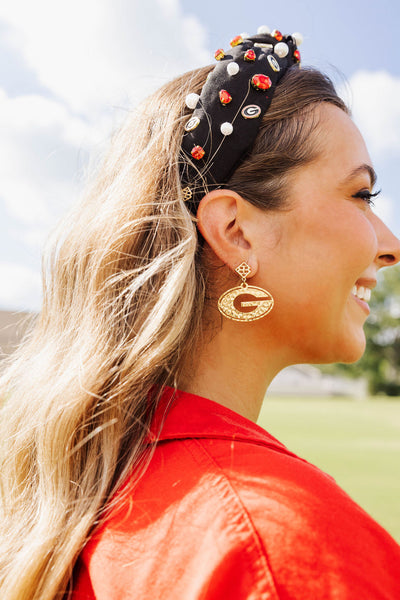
[1,27,399,600]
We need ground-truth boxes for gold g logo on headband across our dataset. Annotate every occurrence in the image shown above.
[241,105,262,119]
[267,55,280,72]
[185,116,201,132]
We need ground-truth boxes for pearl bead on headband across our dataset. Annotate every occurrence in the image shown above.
[180,26,303,210]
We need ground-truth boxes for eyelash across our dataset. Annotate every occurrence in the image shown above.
[351,188,381,207]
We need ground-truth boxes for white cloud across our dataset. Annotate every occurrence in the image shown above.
[0,0,210,116]
[342,70,400,159]
[157,0,180,18]
[0,88,99,226]
[0,262,41,311]
[0,1,210,224]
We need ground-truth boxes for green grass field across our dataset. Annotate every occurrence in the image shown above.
[257,397,400,543]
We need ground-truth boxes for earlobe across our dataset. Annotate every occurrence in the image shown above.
[196,189,258,275]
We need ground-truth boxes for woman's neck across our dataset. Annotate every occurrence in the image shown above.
[178,319,289,422]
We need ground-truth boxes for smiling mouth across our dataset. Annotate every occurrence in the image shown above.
[351,285,371,302]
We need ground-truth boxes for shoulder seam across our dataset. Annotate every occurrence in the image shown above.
[187,437,281,600]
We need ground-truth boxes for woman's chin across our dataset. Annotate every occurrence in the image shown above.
[327,332,366,365]
[303,329,367,366]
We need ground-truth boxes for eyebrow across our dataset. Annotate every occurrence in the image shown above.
[341,164,377,188]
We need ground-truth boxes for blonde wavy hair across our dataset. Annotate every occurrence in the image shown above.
[0,64,347,599]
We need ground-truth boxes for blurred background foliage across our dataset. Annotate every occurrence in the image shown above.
[319,265,400,396]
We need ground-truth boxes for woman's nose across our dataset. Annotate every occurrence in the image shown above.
[372,213,400,268]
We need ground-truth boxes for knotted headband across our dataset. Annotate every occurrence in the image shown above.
[180,26,303,210]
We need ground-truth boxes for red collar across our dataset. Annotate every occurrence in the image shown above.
[146,386,295,457]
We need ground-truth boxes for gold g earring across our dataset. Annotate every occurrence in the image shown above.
[218,261,274,322]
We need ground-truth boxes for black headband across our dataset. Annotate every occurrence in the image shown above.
[180,26,302,210]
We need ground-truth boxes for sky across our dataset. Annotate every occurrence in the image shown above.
[0,0,399,312]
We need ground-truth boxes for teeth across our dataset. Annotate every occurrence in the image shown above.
[352,285,371,302]
[356,286,365,299]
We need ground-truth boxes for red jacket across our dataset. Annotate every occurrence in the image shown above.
[73,388,400,599]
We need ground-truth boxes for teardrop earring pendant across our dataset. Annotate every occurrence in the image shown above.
[217,261,274,322]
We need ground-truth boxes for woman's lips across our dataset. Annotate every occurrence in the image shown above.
[352,293,370,315]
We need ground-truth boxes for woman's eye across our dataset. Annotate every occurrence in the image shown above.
[351,188,381,207]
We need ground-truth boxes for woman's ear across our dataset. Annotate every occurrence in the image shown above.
[196,189,258,276]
